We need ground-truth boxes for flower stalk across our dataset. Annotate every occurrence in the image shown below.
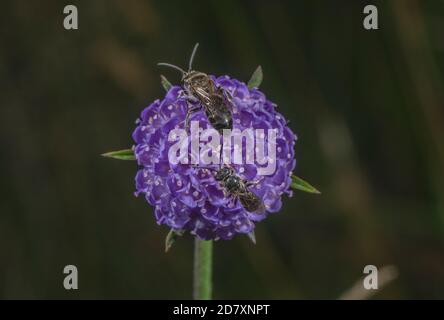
[193,238,213,300]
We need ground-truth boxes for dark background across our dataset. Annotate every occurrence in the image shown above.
[1,0,444,299]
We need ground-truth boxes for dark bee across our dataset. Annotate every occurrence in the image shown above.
[214,166,266,214]
[158,43,233,132]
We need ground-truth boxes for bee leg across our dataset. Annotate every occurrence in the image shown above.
[190,164,219,174]
[184,94,199,104]
[184,105,201,131]
[224,89,234,100]
[221,88,234,104]
[245,177,264,188]
[227,194,238,208]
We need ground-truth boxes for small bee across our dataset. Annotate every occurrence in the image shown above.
[158,43,233,132]
[213,166,266,214]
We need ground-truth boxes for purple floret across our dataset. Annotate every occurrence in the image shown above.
[132,75,296,240]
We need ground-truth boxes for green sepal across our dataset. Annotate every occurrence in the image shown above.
[247,65,263,89]
[101,148,135,161]
[247,231,256,244]
[165,229,184,252]
[291,175,321,194]
[160,75,172,91]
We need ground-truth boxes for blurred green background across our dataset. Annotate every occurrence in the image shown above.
[1,0,444,299]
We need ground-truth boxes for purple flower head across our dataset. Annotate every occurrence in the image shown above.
[132,75,297,240]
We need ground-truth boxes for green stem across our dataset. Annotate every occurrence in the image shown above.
[193,238,213,300]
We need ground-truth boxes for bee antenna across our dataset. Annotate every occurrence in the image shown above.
[157,63,185,75]
[188,43,199,71]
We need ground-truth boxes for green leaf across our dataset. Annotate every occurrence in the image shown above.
[291,175,321,194]
[160,74,172,91]
[247,231,256,244]
[247,65,263,89]
[165,229,184,252]
[101,148,135,161]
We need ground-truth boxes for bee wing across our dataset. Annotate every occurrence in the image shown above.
[216,86,234,106]
[208,78,218,95]
[239,191,266,215]
[252,202,267,215]
[194,87,211,105]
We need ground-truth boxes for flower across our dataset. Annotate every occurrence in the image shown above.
[132,75,296,240]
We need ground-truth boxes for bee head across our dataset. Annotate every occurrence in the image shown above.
[215,166,233,181]
[183,71,210,88]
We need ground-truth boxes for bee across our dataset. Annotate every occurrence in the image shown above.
[158,43,233,132]
[213,166,266,214]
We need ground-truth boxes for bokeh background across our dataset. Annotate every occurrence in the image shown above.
[1,0,444,299]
